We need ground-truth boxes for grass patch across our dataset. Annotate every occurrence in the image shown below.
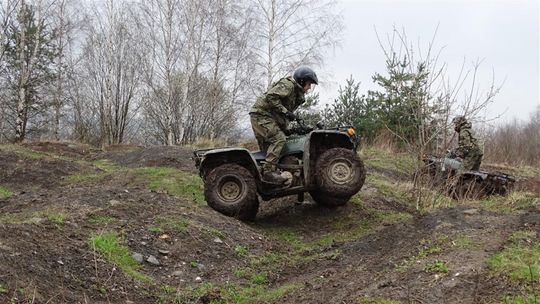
[251,272,268,285]
[500,294,540,304]
[88,215,116,225]
[361,147,415,176]
[488,242,540,282]
[365,173,414,206]
[357,298,401,304]
[0,186,13,199]
[172,282,303,304]
[136,167,204,205]
[0,208,68,225]
[424,260,449,274]
[89,232,150,282]
[451,234,477,250]
[46,212,67,225]
[154,216,191,233]
[234,245,249,257]
[64,160,121,185]
[478,192,540,213]
[0,144,47,159]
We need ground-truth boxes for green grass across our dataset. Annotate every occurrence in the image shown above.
[89,232,150,282]
[452,234,477,250]
[46,212,67,225]
[0,208,68,225]
[365,173,415,206]
[500,294,540,304]
[488,233,540,282]
[357,298,401,304]
[171,282,304,304]
[0,186,13,199]
[136,167,205,205]
[234,245,249,257]
[478,192,540,213]
[64,160,121,185]
[509,231,537,244]
[424,260,449,274]
[0,144,47,159]
[154,216,191,233]
[251,272,268,285]
[361,147,415,176]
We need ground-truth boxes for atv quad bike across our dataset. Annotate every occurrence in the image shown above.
[421,154,515,200]
[193,120,366,220]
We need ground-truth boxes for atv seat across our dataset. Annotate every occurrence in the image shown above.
[251,150,266,161]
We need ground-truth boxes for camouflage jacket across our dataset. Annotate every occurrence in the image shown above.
[249,76,306,130]
[455,122,482,158]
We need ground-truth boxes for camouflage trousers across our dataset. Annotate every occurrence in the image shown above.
[249,113,286,172]
[460,150,483,171]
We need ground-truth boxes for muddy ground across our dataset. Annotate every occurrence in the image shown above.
[0,142,538,304]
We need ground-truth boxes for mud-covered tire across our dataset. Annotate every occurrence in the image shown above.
[315,148,366,197]
[204,164,259,221]
[309,190,350,207]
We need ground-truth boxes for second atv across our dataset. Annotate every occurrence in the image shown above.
[193,120,366,220]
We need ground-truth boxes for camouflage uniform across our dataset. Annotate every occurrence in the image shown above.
[249,76,306,172]
[453,117,483,171]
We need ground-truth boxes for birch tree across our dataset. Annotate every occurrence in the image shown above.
[82,0,143,146]
[0,0,20,142]
[250,0,342,91]
[3,0,56,142]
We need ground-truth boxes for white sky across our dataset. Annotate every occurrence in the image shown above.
[318,0,539,122]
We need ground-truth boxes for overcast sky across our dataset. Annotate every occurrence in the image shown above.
[317,0,539,122]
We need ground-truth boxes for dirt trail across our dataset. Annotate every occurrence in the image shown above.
[0,142,538,303]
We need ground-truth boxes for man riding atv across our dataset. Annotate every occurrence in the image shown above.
[249,66,318,184]
[451,116,483,172]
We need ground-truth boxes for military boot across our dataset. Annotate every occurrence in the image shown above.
[262,170,287,184]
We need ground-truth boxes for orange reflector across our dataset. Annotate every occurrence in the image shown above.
[347,128,356,136]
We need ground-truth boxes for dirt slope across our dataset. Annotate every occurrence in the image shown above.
[0,142,538,304]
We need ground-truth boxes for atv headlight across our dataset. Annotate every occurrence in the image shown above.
[347,128,356,137]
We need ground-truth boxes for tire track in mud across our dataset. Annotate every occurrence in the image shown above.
[277,207,535,304]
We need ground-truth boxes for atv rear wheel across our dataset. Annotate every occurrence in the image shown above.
[315,148,365,197]
[204,164,259,221]
[309,190,350,207]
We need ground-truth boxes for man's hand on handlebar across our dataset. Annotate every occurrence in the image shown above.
[285,111,296,121]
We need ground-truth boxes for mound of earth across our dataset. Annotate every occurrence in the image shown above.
[0,142,538,304]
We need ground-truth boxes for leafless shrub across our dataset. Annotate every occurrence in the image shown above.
[483,107,540,167]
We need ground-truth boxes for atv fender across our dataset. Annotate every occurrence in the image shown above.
[303,130,356,188]
[198,148,261,181]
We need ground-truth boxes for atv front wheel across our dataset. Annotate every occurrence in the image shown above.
[204,164,259,221]
[315,148,366,197]
[309,190,350,207]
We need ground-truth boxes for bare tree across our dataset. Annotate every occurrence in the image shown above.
[50,0,76,140]
[81,0,143,147]
[374,26,503,209]
[135,0,184,145]
[250,0,342,91]
[0,0,20,142]
[3,0,57,143]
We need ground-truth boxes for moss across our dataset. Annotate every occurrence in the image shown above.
[0,144,47,159]
[488,243,540,282]
[136,167,205,205]
[89,232,150,282]
[0,186,13,199]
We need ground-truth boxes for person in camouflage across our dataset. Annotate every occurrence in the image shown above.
[249,66,318,183]
[452,116,483,171]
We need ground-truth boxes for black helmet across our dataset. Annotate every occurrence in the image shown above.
[452,116,467,127]
[293,66,318,86]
